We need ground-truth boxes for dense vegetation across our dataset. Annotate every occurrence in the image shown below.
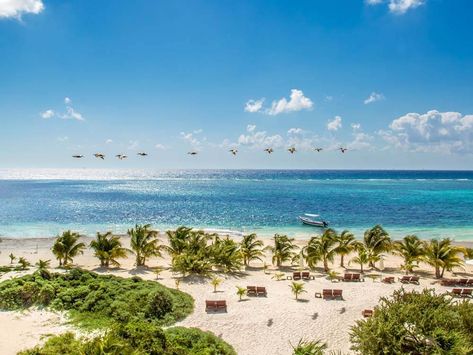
[0,268,235,354]
[350,289,473,354]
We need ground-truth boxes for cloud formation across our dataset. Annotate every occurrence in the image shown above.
[238,125,284,148]
[245,89,314,116]
[380,110,473,153]
[39,97,85,121]
[0,0,44,19]
[364,92,385,104]
[327,116,342,131]
[40,109,55,119]
[366,0,425,14]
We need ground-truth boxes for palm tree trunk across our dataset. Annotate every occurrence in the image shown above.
[323,258,329,272]
[340,254,345,268]
[360,263,364,273]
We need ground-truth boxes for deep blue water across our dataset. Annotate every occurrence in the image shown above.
[0,169,473,239]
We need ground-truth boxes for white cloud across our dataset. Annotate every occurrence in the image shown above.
[105,139,113,144]
[388,0,424,14]
[288,128,304,135]
[245,89,314,116]
[364,92,385,104]
[155,143,166,150]
[238,125,284,149]
[366,0,383,4]
[351,123,361,131]
[180,131,202,147]
[324,95,333,102]
[62,106,85,121]
[267,89,314,115]
[327,116,342,131]
[40,109,55,119]
[64,97,72,104]
[381,110,473,153]
[244,99,264,113]
[57,136,69,142]
[0,0,44,19]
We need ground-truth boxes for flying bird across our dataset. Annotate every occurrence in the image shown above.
[338,147,348,153]
[137,152,148,156]
[264,148,274,154]
[72,155,84,159]
[313,147,323,152]
[116,154,128,160]
[188,151,198,155]
[94,153,105,160]
[229,149,238,156]
[288,147,296,154]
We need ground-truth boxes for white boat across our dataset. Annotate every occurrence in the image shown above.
[298,214,328,228]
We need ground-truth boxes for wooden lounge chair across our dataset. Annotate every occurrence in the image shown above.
[458,279,468,286]
[399,276,419,284]
[343,273,352,282]
[247,286,257,296]
[440,279,456,286]
[461,289,472,298]
[451,288,463,297]
[293,272,302,281]
[302,272,314,280]
[322,289,333,299]
[362,309,373,318]
[205,300,227,312]
[409,276,420,284]
[256,286,267,297]
[352,273,363,282]
[333,289,343,299]
[467,279,473,286]
[382,276,395,284]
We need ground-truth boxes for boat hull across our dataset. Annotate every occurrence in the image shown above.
[299,216,327,227]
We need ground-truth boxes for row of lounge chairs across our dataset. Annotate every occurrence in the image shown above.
[441,278,473,287]
[314,289,344,300]
[342,273,364,282]
[246,286,267,297]
[450,288,473,298]
[399,275,420,284]
[290,271,315,281]
[205,300,227,312]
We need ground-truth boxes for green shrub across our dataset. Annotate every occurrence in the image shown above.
[350,288,473,354]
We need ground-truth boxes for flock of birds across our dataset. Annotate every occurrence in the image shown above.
[72,147,348,159]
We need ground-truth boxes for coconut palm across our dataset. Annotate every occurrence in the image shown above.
[90,232,129,267]
[363,225,391,268]
[394,235,424,275]
[128,224,163,267]
[210,276,222,293]
[211,236,242,273]
[290,281,306,300]
[165,226,193,261]
[18,257,31,270]
[236,286,246,301]
[35,259,51,279]
[51,230,85,266]
[335,230,359,268]
[8,253,16,264]
[267,234,298,267]
[422,238,465,279]
[350,246,369,273]
[303,229,338,272]
[240,233,264,266]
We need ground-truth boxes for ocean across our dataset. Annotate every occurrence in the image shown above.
[0,169,473,240]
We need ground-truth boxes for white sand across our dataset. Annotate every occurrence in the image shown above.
[0,236,472,355]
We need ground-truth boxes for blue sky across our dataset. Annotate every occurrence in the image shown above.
[1,0,473,169]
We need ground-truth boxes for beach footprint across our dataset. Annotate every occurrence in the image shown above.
[312,312,318,320]
[339,307,346,314]
[267,318,273,327]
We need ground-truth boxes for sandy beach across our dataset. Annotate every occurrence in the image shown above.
[0,235,472,355]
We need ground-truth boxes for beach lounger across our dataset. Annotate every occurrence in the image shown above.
[322,289,333,299]
[382,276,395,284]
[256,286,267,297]
[352,273,363,282]
[342,273,352,282]
[467,279,473,286]
[321,289,343,300]
[461,289,472,298]
[458,279,468,286]
[399,276,419,284]
[247,286,257,296]
[362,309,373,318]
[293,272,302,281]
[409,276,420,284]
[333,289,343,299]
[205,300,227,312]
[302,272,314,280]
[451,288,463,297]
[440,279,456,286]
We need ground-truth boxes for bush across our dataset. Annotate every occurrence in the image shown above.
[350,288,473,354]
[146,289,174,319]
[165,327,237,355]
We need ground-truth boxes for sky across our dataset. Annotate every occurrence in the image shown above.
[0,0,473,170]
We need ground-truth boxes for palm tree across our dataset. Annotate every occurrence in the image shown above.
[335,230,359,268]
[240,233,264,266]
[210,276,222,292]
[165,226,193,261]
[291,339,327,355]
[350,246,369,273]
[128,224,163,267]
[35,259,51,279]
[51,230,85,266]
[290,281,306,300]
[363,225,391,268]
[90,232,129,267]
[422,238,465,278]
[394,235,424,275]
[303,229,338,272]
[236,286,246,301]
[8,253,16,264]
[18,257,31,270]
[211,237,242,273]
[267,234,298,267]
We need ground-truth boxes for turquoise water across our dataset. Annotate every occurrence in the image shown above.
[0,169,473,240]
